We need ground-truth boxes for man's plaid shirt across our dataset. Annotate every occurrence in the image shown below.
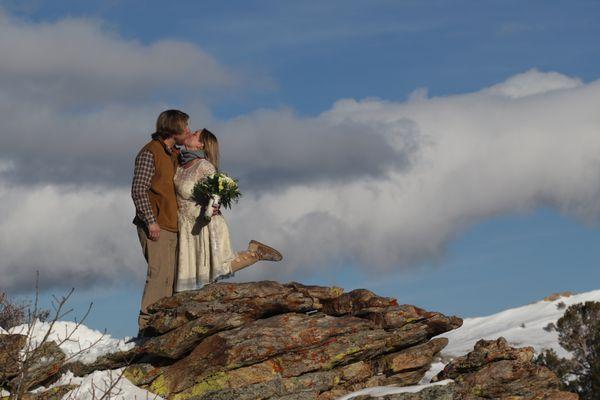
[131,149,157,226]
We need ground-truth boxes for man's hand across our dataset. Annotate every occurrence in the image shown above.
[148,223,161,241]
[212,204,221,216]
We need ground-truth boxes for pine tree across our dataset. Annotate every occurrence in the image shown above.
[535,301,600,399]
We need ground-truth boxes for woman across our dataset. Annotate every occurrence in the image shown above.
[173,128,282,292]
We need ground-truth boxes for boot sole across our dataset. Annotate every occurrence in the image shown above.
[248,240,283,261]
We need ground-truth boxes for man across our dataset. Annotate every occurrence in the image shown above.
[131,109,217,331]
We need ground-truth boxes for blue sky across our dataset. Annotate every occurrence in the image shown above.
[2,0,600,338]
[7,0,600,115]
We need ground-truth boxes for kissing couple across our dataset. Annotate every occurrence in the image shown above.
[131,109,283,331]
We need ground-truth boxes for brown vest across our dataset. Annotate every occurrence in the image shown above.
[139,139,179,232]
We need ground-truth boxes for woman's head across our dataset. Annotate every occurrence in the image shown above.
[199,128,219,170]
[184,131,203,150]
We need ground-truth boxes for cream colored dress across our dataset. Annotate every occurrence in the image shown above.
[174,158,237,292]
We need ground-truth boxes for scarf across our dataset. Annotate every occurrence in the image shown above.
[176,145,206,165]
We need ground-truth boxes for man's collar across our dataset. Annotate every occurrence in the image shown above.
[155,137,174,154]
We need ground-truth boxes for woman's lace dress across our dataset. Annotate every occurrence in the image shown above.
[173,158,236,292]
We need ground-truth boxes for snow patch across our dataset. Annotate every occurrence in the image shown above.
[418,361,446,385]
[29,371,83,393]
[59,369,164,400]
[9,320,135,364]
[337,379,453,399]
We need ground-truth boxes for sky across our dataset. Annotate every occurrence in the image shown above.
[1,0,600,338]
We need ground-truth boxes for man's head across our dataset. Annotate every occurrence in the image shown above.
[152,109,190,145]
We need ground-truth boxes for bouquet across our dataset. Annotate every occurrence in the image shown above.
[192,172,242,220]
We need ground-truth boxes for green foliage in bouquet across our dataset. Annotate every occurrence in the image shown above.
[192,172,242,209]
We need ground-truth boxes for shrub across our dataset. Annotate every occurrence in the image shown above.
[543,322,556,332]
[0,292,50,331]
[0,292,26,330]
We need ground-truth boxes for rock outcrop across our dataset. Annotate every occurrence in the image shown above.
[0,334,65,395]
[352,337,578,399]
[434,337,578,399]
[120,281,462,399]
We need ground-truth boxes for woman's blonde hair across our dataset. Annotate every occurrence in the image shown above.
[200,128,220,170]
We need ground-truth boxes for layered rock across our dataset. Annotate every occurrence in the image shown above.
[2,281,460,399]
[433,337,578,399]
[0,334,27,382]
[120,281,462,399]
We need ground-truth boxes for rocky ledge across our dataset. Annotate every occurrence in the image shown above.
[120,280,462,399]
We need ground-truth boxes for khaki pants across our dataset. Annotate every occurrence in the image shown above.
[137,225,178,331]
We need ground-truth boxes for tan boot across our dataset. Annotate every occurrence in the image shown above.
[230,250,260,272]
[230,240,283,273]
[248,240,283,261]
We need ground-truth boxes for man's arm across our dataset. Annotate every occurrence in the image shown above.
[131,150,160,240]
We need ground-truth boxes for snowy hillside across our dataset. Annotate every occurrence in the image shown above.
[410,288,600,387]
[438,289,600,358]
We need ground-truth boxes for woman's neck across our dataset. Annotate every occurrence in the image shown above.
[182,158,200,169]
[178,146,205,168]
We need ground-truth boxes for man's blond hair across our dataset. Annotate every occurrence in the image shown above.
[153,109,189,140]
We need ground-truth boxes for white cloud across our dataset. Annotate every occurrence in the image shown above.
[0,10,233,106]
[0,183,141,291]
[485,68,582,98]
[3,69,600,291]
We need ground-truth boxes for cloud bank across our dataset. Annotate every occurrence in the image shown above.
[1,11,600,292]
[228,69,600,282]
